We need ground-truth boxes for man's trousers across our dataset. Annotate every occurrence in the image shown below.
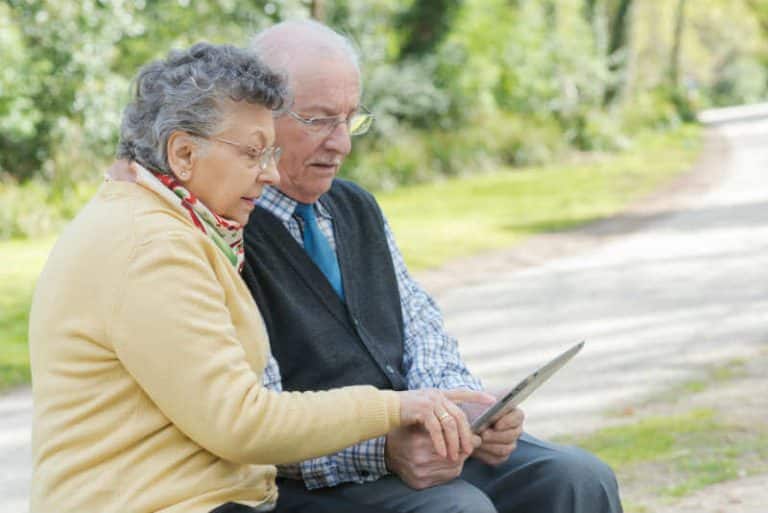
[271,433,623,513]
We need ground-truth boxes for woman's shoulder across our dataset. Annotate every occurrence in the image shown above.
[49,182,202,268]
[96,181,198,242]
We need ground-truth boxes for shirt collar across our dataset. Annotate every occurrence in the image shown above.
[256,185,334,222]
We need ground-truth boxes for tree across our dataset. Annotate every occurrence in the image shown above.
[310,0,325,21]
[0,0,295,182]
[603,0,634,105]
[396,0,463,60]
[668,0,687,87]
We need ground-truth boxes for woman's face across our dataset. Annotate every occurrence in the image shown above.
[173,100,280,225]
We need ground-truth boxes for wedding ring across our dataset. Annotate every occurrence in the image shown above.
[437,411,452,422]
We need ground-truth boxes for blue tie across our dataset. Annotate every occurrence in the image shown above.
[294,203,345,299]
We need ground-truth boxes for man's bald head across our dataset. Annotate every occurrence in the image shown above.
[250,20,360,84]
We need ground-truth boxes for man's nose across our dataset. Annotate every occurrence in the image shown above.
[259,160,281,186]
[323,121,352,155]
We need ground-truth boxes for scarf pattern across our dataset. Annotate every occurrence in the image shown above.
[129,164,245,272]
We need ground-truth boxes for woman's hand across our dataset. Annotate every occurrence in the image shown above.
[397,389,496,461]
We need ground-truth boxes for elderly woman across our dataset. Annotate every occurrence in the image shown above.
[28,43,488,513]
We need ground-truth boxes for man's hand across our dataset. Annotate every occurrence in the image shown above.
[385,425,482,490]
[472,407,525,466]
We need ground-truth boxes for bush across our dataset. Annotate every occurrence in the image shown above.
[342,113,573,189]
[709,55,768,107]
[0,177,97,240]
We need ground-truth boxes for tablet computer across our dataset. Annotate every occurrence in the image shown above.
[471,341,585,433]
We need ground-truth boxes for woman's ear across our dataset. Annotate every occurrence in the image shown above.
[167,131,198,182]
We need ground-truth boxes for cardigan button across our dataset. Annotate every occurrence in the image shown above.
[385,365,395,374]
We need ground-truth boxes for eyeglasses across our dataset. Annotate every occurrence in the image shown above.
[209,136,282,171]
[287,105,374,137]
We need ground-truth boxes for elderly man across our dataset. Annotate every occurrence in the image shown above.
[243,20,623,513]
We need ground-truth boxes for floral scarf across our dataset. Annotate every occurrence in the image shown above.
[115,163,246,272]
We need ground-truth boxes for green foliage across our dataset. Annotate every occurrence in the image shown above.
[435,0,625,149]
[364,57,451,132]
[1,0,135,179]
[0,0,766,238]
[0,178,97,240]
[0,237,53,390]
[395,0,462,59]
[709,55,768,107]
[0,0,304,185]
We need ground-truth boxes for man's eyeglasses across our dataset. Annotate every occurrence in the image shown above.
[209,136,282,171]
[287,105,374,137]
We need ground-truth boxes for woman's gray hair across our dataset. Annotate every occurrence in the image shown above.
[117,42,288,174]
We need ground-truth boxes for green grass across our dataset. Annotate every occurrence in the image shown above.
[575,351,768,512]
[562,407,768,510]
[0,237,54,389]
[610,359,749,417]
[0,125,702,390]
[569,409,722,468]
[378,125,702,269]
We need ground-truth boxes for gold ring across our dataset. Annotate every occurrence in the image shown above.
[437,411,452,422]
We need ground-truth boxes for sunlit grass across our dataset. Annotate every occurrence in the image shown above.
[0,238,54,390]
[569,409,722,467]
[563,405,768,511]
[610,359,749,418]
[378,125,702,269]
[562,409,768,502]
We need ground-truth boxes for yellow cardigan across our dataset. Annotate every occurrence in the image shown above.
[28,181,400,513]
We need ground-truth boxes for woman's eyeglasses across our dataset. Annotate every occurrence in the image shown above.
[209,137,282,171]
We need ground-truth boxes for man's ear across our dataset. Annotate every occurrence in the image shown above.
[167,131,199,182]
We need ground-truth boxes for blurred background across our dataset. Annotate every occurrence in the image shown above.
[2,0,768,238]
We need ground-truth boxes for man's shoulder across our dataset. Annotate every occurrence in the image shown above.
[330,177,369,194]
[327,178,379,207]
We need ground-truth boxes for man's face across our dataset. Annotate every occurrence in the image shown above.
[273,56,360,204]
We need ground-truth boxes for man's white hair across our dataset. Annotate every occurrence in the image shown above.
[250,19,360,76]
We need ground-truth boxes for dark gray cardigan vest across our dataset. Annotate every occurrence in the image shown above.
[241,179,407,392]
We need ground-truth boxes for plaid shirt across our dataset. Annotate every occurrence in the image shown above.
[257,185,483,489]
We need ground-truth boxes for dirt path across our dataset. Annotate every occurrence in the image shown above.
[653,475,768,513]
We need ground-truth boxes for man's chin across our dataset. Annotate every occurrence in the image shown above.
[309,166,338,195]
